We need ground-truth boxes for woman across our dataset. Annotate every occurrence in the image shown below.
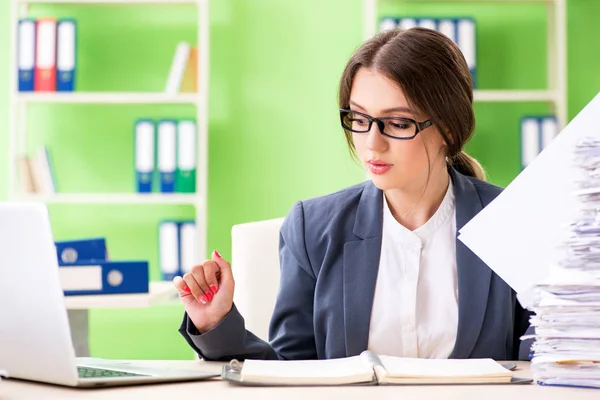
[174,28,531,361]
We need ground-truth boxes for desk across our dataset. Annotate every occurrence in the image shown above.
[65,282,177,357]
[1,361,598,399]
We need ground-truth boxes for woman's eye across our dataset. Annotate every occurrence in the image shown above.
[390,122,410,130]
[351,119,368,126]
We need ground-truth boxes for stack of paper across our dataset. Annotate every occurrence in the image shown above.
[525,138,600,388]
[456,92,600,390]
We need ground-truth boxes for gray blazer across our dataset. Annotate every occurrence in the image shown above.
[179,168,532,361]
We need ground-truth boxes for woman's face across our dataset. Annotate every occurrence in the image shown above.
[349,67,446,191]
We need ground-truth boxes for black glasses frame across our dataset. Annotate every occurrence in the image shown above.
[340,109,433,140]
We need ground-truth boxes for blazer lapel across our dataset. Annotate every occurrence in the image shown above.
[343,182,383,357]
[448,168,493,359]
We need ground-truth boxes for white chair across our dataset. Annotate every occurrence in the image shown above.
[231,217,284,341]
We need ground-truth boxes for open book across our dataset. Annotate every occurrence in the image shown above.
[221,351,528,386]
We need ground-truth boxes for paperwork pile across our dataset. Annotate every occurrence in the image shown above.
[457,92,600,389]
[526,138,600,388]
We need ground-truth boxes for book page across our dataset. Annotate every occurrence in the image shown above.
[377,356,512,384]
[240,355,375,385]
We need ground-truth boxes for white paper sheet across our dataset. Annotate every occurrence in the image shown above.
[458,92,600,307]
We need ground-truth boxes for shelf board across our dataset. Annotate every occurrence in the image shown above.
[18,0,199,4]
[16,92,200,105]
[16,193,200,205]
[473,90,556,102]
[65,281,178,309]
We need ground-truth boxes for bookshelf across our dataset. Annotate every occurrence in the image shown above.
[362,0,568,129]
[8,0,209,265]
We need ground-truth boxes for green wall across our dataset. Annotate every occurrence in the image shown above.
[0,0,598,360]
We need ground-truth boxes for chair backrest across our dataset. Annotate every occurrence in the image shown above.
[231,217,284,341]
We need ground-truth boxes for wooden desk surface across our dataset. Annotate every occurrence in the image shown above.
[1,360,598,400]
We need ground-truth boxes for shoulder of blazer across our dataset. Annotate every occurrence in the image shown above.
[280,181,371,276]
[465,175,504,208]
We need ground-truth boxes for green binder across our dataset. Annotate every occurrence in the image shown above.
[176,119,197,193]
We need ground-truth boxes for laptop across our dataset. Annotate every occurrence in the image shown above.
[0,202,218,387]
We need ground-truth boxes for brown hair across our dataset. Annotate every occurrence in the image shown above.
[339,28,486,181]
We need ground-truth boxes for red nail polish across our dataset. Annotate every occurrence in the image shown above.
[205,291,213,301]
[210,285,217,294]
[214,250,222,259]
[184,286,191,293]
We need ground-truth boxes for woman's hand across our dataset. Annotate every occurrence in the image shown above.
[173,250,235,333]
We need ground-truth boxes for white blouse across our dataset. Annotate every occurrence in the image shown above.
[367,180,458,358]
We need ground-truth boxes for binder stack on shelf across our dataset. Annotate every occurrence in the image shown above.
[55,237,149,296]
[378,17,477,87]
[159,220,197,280]
[135,118,197,194]
[526,138,600,389]
[17,17,77,92]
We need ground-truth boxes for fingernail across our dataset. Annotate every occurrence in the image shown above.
[210,285,217,294]
[184,286,191,293]
[198,295,207,304]
[205,291,213,301]
[214,250,222,259]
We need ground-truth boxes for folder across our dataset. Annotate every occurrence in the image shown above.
[56,19,76,92]
[159,221,180,280]
[18,19,36,92]
[158,120,177,193]
[34,18,57,92]
[398,18,417,31]
[165,42,191,94]
[59,261,149,296]
[180,46,198,93]
[417,18,436,31]
[179,221,197,274]
[176,119,196,193]
[55,237,107,265]
[438,19,457,44]
[457,18,476,88]
[379,17,397,32]
[134,119,155,193]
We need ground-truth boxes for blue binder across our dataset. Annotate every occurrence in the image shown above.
[157,119,177,193]
[59,261,149,296]
[18,18,36,92]
[55,237,107,265]
[56,19,77,92]
[134,119,155,193]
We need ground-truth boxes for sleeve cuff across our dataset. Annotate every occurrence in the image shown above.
[181,304,246,360]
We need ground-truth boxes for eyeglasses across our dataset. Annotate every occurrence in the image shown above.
[340,109,433,140]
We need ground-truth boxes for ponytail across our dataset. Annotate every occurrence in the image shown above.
[450,150,486,181]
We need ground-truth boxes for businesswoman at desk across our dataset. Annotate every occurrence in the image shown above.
[174,28,532,362]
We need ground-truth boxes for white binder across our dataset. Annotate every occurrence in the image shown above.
[157,120,177,193]
[398,18,417,31]
[134,119,155,193]
[438,19,457,43]
[180,222,197,274]
[457,19,476,84]
[417,18,436,31]
[541,117,558,149]
[159,221,180,280]
[379,17,397,32]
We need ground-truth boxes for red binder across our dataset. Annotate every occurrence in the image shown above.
[34,18,57,92]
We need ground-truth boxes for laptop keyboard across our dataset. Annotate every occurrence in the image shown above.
[78,366,148,379]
